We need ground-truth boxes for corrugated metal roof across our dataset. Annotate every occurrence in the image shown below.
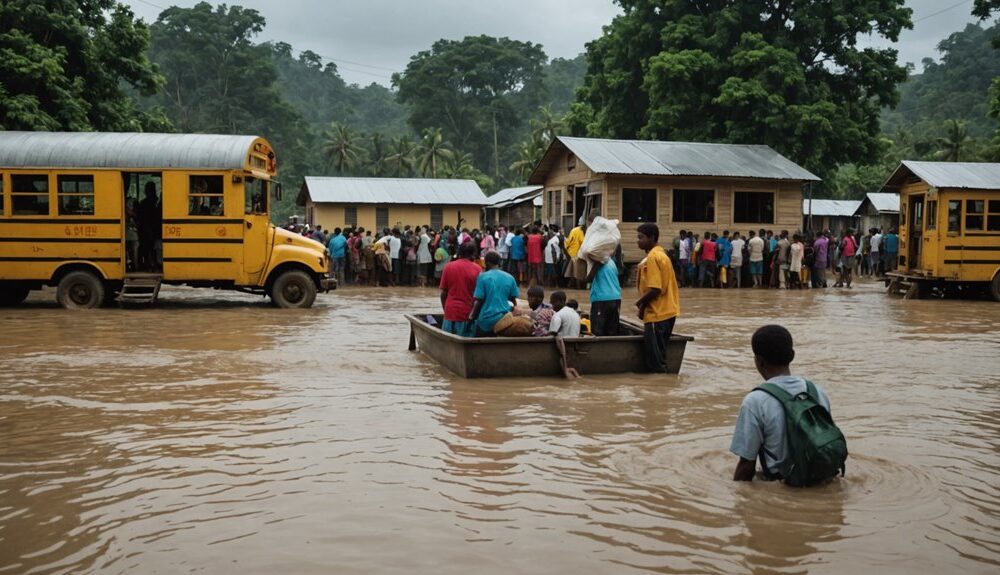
[802,199,861,217]
[900,160,1000,191]
[485,185,542,207]
[864,192,899,213]
[303,177,487,205]
[0,131,261,170]
[536,137,820,182]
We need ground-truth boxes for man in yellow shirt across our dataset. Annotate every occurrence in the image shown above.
[563,221,586,288]
[635,222,680,372]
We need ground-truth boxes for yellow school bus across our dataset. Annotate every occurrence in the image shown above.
[881,161,1000,301]
[0,132,334,308]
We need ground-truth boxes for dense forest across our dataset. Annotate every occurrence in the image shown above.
[1,0,999,221]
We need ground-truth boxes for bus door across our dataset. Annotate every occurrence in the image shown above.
[123,172,163,273]
[908,194,924,271]
[242,176,271,285]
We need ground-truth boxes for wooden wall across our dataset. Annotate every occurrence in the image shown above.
[306,202,482,232]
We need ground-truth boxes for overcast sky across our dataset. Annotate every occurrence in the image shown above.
[124,0,992,86]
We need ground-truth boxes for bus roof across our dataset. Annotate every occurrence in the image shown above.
[0,132,266,171]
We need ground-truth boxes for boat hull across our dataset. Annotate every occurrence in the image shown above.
[407,314,692,378]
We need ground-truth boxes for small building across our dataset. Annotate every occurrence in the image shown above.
[483,185,542,228]
[879,161,1000,299]
[801,199,860,234]
[298,177,487,232]
[528,137,819,262]
[855,192,900,233]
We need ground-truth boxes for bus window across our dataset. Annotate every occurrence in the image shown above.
[925,200,937,230]
[947,200,961,232]
[989,200,1000,232]
[965,200,984,231]
[188,175,224,216]
[11,174,49,216]
[244,177,268,214]
[0,174,4,215]
[58,175,95,215]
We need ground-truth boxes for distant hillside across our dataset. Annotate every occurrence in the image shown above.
[882,23,1000,139]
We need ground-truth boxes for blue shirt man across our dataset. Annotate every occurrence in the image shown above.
[328,232,347,259]
[588,259,622,337]
[471,253,519,333]
[510,233,526,261]
[883,231,899,253]
[590,260,621,303]
[717,236,732,267]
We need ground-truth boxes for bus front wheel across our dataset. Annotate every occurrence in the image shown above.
[990,272,1000,302]
[0,285,30,307]
[57,271,105,309]
[270,270,317,308]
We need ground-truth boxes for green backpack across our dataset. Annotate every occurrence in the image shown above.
[756,381,848,487]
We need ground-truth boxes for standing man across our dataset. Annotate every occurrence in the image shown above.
[883,228,899,273]
[469,251,520,336]
[747,230,764,288]
[729,232,745,289]
[564,220,586,288]
[509,228,526,284]
[439,242,482,337]
[526,226,544,287]
[870,228,882,277]
[676,229,690,287]
[835,229,857,288]
[327,227,347,285]
[635,223,680,373]
[717,230,732,288]
[812,231,828,288]
[776,230,790,289]
[544,225,563,287]
[586,252,622,337]
[698,231,717,288]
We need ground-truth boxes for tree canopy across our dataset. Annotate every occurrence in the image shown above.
[569,0,913,180]
[0,0,165,131]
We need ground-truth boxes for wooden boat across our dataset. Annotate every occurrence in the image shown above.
[406,313,693,378]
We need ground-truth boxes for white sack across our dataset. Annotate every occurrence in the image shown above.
[577,216,620,272]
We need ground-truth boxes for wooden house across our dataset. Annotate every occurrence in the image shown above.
[880,161,1000,300]
[528,137,819,262]
[483,186,542,228]
[802,199,860,234]
[298,177,487,232]
[855,192,900,233]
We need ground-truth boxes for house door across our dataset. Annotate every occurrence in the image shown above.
[907,194,924,271]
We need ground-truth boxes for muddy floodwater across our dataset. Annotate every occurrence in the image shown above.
[1,282,998,574]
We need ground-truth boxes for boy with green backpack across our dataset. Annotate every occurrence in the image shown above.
[730,325,848,486]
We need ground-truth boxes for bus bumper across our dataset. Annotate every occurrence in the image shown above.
[320,276,337,292]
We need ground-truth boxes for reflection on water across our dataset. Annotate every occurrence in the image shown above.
[1,283,998,574]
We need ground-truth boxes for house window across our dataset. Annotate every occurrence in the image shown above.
[621,188,657,222]
[965,199,984,231]
[925,200,937,230]
[988,200,1000,232]
[188,175,224,216]
[948,200,961,232]
[567,153,576,171]
[672,189,715,223]
[430,207,443,230]
[57,175,95,216]
[11,174,49,215]
[733,191,774,224]
[376,207,389,230]
[564,186,574,215]
[345,206,358,227]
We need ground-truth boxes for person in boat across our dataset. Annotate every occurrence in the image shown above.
[635,222,680,372]
[469,251,520,336]
[522,285,554,337]
[548,291,581,338]
[586,251,622,337]
[439,242,482,337]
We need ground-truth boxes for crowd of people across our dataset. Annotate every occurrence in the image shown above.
[668,227,900,290]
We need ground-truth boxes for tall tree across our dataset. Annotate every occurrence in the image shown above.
[935,120,971,162]
[386,136,417,177]
[393,35,547,177]
[973,0,1000,159]
[322,123,362,175]
[0,0,165,131]
[416,128,452,178]
[569,0,913,180]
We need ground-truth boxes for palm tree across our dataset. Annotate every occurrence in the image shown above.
[386,136,417,177]
[367,132,388,176]
[321,122,362,174]
[935,119,970,162]
[417,127,452,178]
[530,105,565,145]
[442,151,477,179]
[508,134,547,181]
